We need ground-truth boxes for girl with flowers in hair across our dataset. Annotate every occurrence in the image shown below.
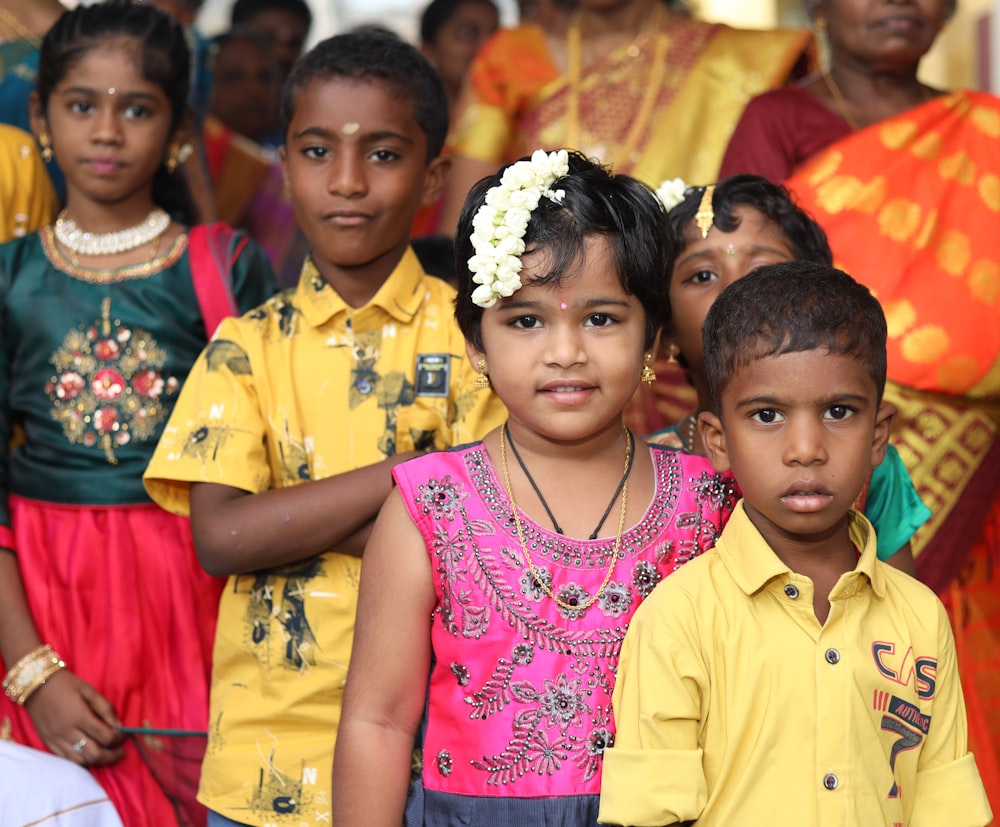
[332,150,737,826]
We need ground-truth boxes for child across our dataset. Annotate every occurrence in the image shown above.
[143,31,506,827]
[647,175,929,574]
[599,262,993,827]
[412,0,500,238]
[0,3,276,825]
[331,150,738,826]
[419,0,499,110]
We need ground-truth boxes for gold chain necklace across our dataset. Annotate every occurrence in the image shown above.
[822,71,933,133]
[565,2,668,169]
[499,424,630,612]
[821,71,860,131]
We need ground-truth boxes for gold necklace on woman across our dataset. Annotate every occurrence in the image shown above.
[822,71,933,132]
[565,2,669,169]
[498,423,631,612]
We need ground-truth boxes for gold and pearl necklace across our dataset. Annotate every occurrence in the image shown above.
[54,208,171,256]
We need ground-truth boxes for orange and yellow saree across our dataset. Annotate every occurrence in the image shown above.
[787,89,1000,809]
[451,12,812,190]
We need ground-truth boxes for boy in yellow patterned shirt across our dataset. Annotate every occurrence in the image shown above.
[144,31,505,827]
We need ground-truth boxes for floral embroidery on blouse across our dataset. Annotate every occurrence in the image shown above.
[404,445,731,793]
[46,297,179,463]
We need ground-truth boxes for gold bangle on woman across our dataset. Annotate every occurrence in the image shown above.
[2,643,66,706]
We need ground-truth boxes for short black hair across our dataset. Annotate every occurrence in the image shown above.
[702,261,887,416]
[420,0,498,45]
[231,0,313,29]
[668,174,832,268]
[455,150,672,351]
[280,31,450,160]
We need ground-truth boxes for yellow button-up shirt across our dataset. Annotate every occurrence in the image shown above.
[144,250,505,826]
[599,503,992,827]
[0,124,56,242]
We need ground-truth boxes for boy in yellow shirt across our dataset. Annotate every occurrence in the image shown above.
[144,31,505,827]
[599,262,991,827]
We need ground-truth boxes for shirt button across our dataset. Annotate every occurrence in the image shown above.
[825,648,841,665]
[355,379,372,395]
[784,584,799,599]
[823,773,839,790]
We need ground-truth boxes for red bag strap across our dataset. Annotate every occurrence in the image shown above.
[187,222,247,340]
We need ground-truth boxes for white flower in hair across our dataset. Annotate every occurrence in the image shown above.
[468,149,570,309]
[655,177,688,211]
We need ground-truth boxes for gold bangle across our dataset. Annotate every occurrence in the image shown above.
[2,643,66,706]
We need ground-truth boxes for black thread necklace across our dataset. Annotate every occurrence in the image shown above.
[502,422,635,540]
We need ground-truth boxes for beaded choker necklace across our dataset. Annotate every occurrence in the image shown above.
[499,423,632,611]
[54,208,170,256]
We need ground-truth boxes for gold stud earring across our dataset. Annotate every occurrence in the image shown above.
[665,343,680,365]
[474,358,490,390]
[38,133,53,162]
[640,353,656,385]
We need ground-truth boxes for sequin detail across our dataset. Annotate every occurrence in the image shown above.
[399,445,731,795]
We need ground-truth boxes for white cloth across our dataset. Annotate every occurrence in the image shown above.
[0,740,124,826]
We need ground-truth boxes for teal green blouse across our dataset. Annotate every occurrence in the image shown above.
[0,228,276,525]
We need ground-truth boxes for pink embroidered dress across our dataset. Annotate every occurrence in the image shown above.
[392,441,736,825]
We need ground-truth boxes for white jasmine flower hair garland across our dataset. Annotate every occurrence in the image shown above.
[468,149,570,309]
[655,177,687,211]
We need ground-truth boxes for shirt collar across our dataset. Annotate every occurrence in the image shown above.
[717,501,885,598]
[296,247,429,328]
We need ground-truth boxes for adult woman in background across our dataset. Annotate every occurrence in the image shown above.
[721,0,1000,810]
[438,0,813,235]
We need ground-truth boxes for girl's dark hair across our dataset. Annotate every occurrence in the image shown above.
[420,0,498,45]
[667,174,832,269]
[703,261,887,416]
[281,31,450,160]
[455,150,673,351]
[36,0,196,223]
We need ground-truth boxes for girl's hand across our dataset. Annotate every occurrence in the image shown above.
[24,668,126,766]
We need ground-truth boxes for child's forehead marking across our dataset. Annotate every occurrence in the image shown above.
[341,122,360,135]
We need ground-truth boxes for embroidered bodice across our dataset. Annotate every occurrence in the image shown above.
[392,442,736,798]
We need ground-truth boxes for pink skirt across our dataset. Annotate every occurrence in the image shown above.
[0,496,225,827]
